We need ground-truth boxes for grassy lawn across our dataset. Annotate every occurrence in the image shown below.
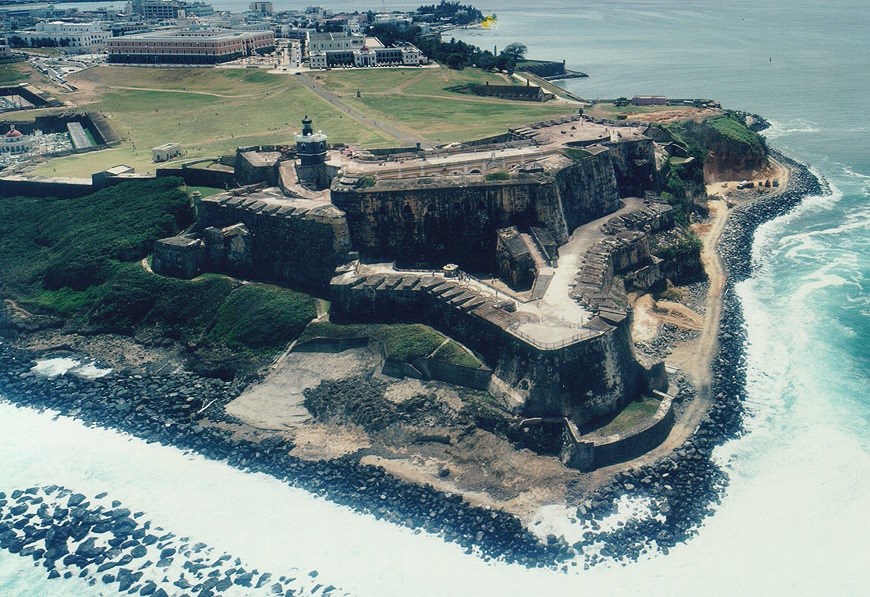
[590,395,662,436]
[0,61,32,85]
[300,320,483,368]
[30,66,395,177]
[25,65,578,177]
[312,66,579,143]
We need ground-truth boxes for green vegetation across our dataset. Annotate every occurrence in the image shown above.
[652,227,703,261]
[0,178,192,294]
[0,60,31,84]
[357,175,377,188]
[654,111,768,222]
[485,171,510,181]
[431,340,482,368]
[183,185,225,198]
[206,284,315,352]
[300,321,482,368]
[591,395,661,435]
[315,67,577,143]
[564,147,591,161]
[706,113,768,154]
[0,178,317,378]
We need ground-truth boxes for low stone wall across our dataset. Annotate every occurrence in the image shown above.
[565,391,675,471]
[156,166,235,189]
[0,177,93,198]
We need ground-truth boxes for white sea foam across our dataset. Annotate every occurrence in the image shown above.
[30,358,112,380]
[1,397,866,596]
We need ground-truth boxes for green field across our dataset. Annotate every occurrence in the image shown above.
[29,67,395,176]
[0,60,32,85]
[315,67,579,143]
[21,65,578,177]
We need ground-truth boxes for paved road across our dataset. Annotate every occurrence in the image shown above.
[295,73,422,146]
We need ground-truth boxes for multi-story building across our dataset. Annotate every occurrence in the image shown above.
[107,28,275,65]
[249,2,273,16]
[307,31,364,53]
[309,38,422,69]
[10,21,109,53]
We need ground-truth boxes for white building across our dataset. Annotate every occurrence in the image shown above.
[307,31,364,53]
[13,21,109,54]
[152,142,182,162]
[308,40,423,69]
[1,126,34,154]
[249,2,273,16]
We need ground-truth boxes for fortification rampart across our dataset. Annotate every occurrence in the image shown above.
[197,188,351,289]
[330,268,643,425]
[330,151,620,272]
[605,138,659,197]
[564,391,675,471]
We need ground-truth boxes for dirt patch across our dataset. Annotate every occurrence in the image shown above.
[291,423,372,460]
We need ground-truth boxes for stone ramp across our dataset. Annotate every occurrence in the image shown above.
[66,122,94,150]
[530,269,554,301]
[225,347,381,431]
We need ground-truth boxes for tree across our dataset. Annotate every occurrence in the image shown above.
[501,42,527,62]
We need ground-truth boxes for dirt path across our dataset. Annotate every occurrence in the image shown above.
[99,85,273,99]
[295,73,422,146]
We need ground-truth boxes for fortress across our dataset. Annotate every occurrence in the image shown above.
[154,113,691,469]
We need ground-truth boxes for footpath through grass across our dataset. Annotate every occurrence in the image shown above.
[28,65,579,177]
[30,66,395,177]
[315,66,579,144]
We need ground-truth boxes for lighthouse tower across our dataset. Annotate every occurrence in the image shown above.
[294,115,330,188]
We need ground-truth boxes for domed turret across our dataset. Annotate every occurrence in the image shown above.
[5,125,23,140]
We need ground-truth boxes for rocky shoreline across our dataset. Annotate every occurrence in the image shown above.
[0,484,338,596]
[0,151,824,573]
[568,151,824,562]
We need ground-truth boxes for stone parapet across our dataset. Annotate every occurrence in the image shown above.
[330,265,643,425]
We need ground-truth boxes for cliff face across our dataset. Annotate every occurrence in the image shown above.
[702,134,768,182]
[658,114,769,184]
[606,139,659,197]
[331,151,621,271]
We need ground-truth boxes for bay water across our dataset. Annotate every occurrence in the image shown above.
[2,1,868,595]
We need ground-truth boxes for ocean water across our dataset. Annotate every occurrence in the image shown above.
[1,1,868,595]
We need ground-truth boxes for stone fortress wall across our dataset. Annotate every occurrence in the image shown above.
[145,113,683,468]
[329,266,643,426]
[195,187,351,290]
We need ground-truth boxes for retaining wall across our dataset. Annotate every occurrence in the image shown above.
[330,269,644,425]
[565,392,675,471]
[331,151,620,272]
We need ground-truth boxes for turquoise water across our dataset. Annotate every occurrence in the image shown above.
[1,1,868,595]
